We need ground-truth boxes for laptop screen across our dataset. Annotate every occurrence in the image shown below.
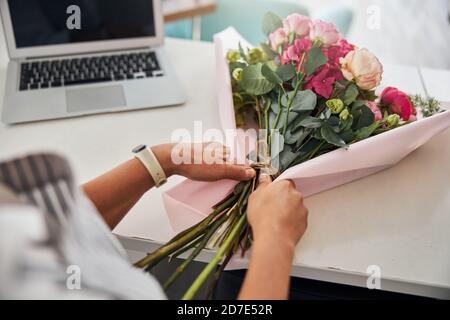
[8,0,156,48]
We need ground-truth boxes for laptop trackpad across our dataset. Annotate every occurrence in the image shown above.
[66,85,126,113]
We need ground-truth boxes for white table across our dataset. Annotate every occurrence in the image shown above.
[1,33,449,298]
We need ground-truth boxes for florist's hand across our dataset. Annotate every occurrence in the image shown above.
[152,143,256,182]
[247,175,308,249]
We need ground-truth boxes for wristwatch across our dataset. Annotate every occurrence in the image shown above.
[132,144,167,187]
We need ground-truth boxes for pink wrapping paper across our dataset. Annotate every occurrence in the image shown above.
[163,27,450,235]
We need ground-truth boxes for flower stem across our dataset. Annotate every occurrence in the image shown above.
[168,235,204,262]
[283,78,301,135]
[272,89,283,130]
[163,212,230,290]
[134,194,238,269]
[182,212,248,300]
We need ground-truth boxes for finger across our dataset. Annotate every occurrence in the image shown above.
[216,164,256,181]
[257,172,272,188]
[286,179,296,189]
[202,142,231,163]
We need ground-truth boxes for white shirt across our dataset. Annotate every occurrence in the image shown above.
[0,154,166,300]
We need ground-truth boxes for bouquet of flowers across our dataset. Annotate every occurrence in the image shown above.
[135,13,447,299]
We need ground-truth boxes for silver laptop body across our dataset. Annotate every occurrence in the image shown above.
[0,0,186,124]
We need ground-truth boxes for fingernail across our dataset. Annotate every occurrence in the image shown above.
[245,168,256,178]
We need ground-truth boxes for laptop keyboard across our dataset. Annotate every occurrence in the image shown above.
[19,51,164,91]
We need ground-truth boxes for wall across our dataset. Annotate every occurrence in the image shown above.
[296,0,450,69]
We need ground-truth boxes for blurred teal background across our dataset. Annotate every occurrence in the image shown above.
[164,0,354,44]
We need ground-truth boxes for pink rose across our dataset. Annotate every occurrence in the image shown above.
[280,38,312,65]
[380,87,416,121]
[309,19,341,47]
[269,28,287,51]
[340,48,383,90]
[282,14,311,37]
[366,101,383,121]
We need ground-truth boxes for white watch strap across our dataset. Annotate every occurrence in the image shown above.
[135,147,167,187]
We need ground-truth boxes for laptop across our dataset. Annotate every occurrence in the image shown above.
[0,0,186,124]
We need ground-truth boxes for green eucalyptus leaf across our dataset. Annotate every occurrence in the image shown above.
[304,45,327,76]
[262,12,283,35]
[274,109,297,130]
[343,84,359,105]
[270,98,282,114]
[261,61,283,85]
[321,124,347,148]
[240,63,276,95]
[276,64,296,81]
[290,90,317,112]
[280,91,292,107]
[295,116,323,129]
[289,112,310,131]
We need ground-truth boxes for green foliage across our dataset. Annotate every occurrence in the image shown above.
[410,94,442,117]
[276,64,296,81]
[240,63,276,95]
[282,90,317,112]
[343,84,359,105]
[321,123,347,148]
[352,105,375,130]
[356,121,381,141]
[304,45,327,76]
[262,12,283,35]
[294,116,323,129]
[261,61,283,85]
[238,42,248,64]
[260,43,277,60]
